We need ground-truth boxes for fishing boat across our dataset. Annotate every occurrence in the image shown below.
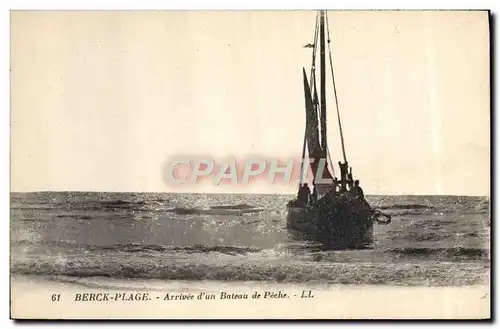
[286,10,389,248]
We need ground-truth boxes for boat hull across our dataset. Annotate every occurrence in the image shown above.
[286,195,374,248]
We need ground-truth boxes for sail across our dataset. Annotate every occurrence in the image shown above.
[299,10,337,188]
[302,68,333,182]
[302,68,320,156]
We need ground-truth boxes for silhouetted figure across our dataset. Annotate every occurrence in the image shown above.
[350,180,364,199]
[347,168,354,190]
[338,161,349,193]
[333,178,339,192]
[311,186,318,204]
[298,183,311,206]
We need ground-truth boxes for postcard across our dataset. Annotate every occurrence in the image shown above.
[10,10,491,319]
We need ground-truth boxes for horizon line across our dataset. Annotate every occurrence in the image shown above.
[9,190,490,198]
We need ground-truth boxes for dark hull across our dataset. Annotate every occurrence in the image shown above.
[286,195,374,248]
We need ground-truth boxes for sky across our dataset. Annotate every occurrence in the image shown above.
[10,10,490,195]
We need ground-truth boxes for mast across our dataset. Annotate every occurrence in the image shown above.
[319,11,327,157]
[300,11,334,190]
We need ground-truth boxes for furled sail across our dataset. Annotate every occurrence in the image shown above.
[302,68,333,183]
[302,68,320,160]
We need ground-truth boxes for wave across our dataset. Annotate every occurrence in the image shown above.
[99,200,146,207]
[56,215,93,220]
[379,203,432,210]
[12,199,150,211]
[12,240,262,255]
[165,205,264,216]
[387,247,489,259]
[104,200,145,205]
[209,204,255,210]
[369,204,441,217]
[99,243,261,255]
[11,258,488,286]
[371,202,488,216]
[46,276,169,292]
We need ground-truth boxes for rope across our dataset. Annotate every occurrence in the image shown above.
[372,209,392,224]
[325,12,347,164]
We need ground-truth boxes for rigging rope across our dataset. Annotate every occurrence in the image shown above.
[372,209,392,224]
[325,12,348,164]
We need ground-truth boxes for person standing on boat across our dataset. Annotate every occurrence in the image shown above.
[332,178,338,191]
[298,183,311,206]
[347,168,354,191]
[310,186,318,204]
[350,180,364,199]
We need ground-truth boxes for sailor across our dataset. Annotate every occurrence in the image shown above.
[350,180,364,199]
[347,169,354,190]
[298,183,311,206]
[310,186,318,204]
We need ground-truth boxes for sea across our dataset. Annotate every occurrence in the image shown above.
[10,192,491,288]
